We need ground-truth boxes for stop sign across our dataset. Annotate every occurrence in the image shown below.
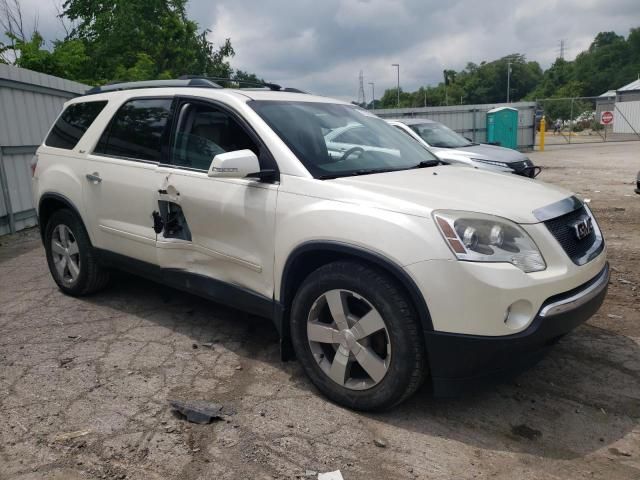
[600,111,614,125]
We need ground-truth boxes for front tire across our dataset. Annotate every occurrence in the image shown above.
[290,260,426,411]
[44,209,109,296]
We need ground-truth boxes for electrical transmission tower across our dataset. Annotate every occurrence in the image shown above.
[559,40,566,60]
[357,70,366,105]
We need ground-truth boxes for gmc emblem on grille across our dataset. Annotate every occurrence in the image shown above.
[571,217,593,240]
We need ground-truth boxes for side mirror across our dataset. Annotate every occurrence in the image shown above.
[208,150,261,179]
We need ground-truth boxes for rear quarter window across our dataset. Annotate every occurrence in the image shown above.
[45,101,108,150]
[94,98,173,162]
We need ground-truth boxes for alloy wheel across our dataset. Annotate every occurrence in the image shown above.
[51,224,81,285]
[307,289,391,390]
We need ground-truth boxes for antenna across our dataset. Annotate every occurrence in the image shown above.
[357,70,366,105]
[558,39,566,60]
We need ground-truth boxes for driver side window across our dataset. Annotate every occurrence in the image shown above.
[171,102,259,170]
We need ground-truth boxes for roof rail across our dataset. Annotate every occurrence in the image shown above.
[84,78,222,95]
[84,76,309,96]
[178,75,285,91]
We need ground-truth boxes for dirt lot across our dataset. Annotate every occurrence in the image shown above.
[0,142,638,480]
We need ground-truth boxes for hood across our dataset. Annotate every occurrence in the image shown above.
[331,165,570,224]
[432,143,528,164]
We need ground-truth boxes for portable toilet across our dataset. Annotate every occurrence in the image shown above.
[486,107,518,150]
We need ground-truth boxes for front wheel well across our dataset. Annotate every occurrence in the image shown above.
[279,243,433,345]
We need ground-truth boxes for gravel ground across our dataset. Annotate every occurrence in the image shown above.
[0,142,638,480]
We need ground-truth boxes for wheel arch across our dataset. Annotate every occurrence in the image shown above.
[38,193,88,244]
[277,241,434,359]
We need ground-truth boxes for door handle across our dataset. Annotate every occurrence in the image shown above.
[158,188,179,196]
[86,172,102,184]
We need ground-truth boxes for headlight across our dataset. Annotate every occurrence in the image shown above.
[433,210,546,273]
[470,158,510,168]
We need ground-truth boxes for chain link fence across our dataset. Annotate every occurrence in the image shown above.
[535,95,640,147]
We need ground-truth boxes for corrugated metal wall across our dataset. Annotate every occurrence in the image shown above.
[0,65,88,236]
[614,101,640,134]
[373,101,537,151]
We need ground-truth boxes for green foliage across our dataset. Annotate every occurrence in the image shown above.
[3,0,258,86]
[376,27,640,108]
[8,32,91,82]
[377,54,543,108]
[59,0,237,84]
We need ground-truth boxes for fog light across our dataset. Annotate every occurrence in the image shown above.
[504,300,533,330]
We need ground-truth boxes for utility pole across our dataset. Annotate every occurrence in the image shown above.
[443,70,449,106]
[357,70,366,106]
[391,64,400,107]
[424,89,427,107]
[506,60,512,103]
[368,82,375,110]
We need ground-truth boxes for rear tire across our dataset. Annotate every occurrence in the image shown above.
[44,209,109,296]
[290,260,426,411]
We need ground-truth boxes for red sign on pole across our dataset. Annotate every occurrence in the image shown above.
[600,111,614,125]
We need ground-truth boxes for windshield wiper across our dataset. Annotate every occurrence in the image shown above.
[409,160,441,169]
[351,168,397,176]
[317,167,399,179]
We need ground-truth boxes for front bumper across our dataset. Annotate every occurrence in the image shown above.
[424,263,610,396]
[519,165,542,178]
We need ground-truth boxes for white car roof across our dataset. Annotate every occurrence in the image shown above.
[388,118,437,126]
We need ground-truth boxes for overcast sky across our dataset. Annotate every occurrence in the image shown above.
[8,0,640,100]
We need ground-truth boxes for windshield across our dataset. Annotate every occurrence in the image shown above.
[410,122,472,148]
[249,101,439,178]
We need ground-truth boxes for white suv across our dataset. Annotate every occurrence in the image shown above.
[33,78,609,410]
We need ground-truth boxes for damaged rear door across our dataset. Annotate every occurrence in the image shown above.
[84,97,175,265]
[152,98,279,315]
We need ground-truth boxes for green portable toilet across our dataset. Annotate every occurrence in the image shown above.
[486,107,518,150]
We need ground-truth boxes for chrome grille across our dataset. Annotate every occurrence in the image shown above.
[544,206,603,265]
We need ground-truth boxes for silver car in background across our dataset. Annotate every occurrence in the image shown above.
[387,118,540,178]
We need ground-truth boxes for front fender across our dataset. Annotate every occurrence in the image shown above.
[274,191,450,294]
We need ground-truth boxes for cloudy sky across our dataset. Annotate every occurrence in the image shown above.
[8,0,640,100]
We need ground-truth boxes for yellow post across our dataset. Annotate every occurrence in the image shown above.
[539,116,546,151]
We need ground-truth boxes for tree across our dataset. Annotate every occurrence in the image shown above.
[0,0,26,63]
[8,32,91,82]
[372,27,639,107]
[1,0,259,86]
[59,0,235,83]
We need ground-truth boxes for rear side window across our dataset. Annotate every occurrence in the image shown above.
[45,101,107,149]
[95,98,173,162]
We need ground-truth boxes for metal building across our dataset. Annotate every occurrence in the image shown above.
[0,65,88,236]
[613,79,640,135]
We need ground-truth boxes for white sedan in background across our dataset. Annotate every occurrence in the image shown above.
[387,118,540,178]
[324,122,400,160]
